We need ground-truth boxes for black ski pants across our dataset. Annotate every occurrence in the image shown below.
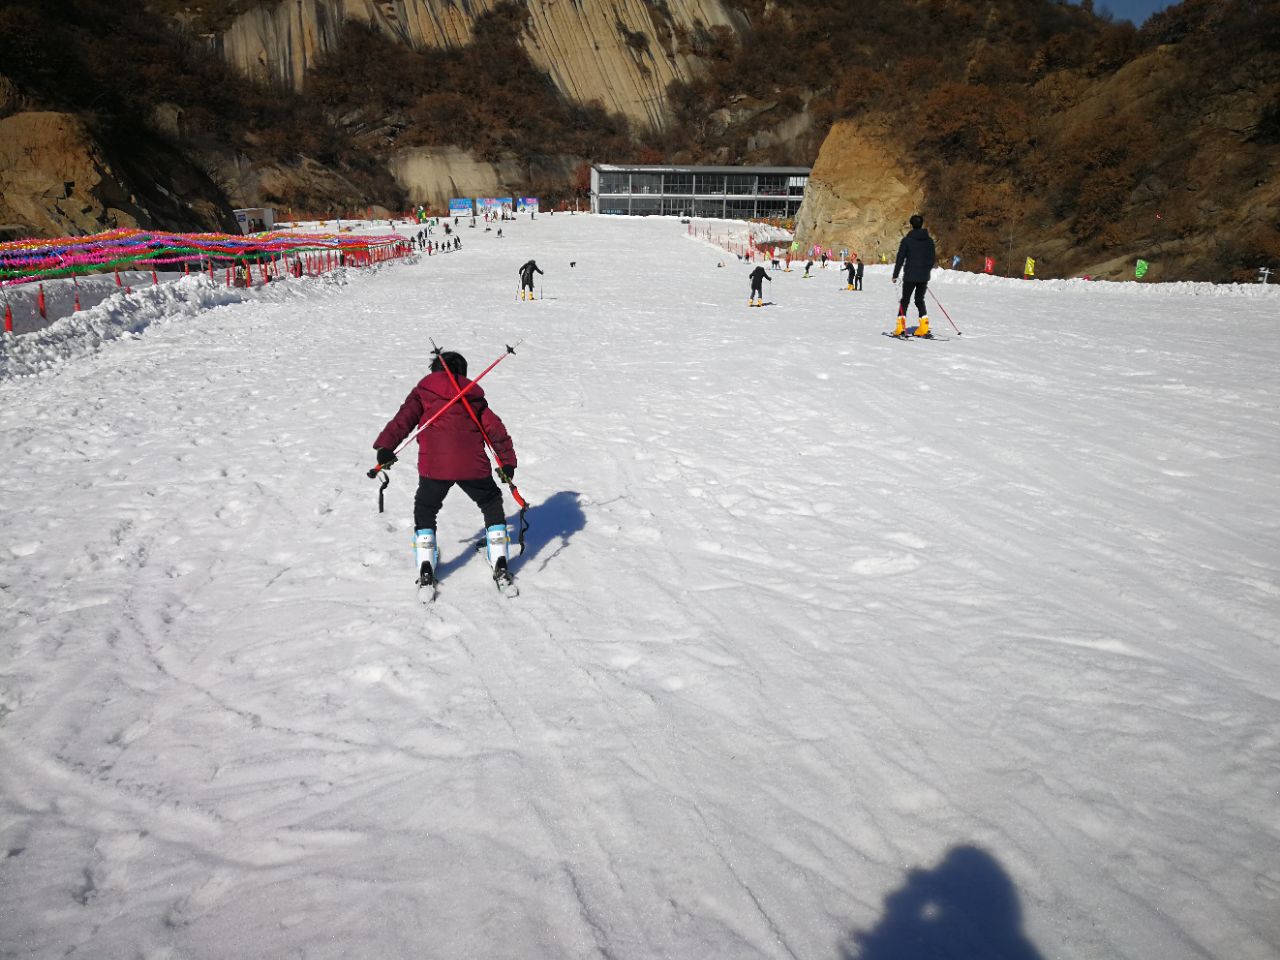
[414,475,505,532]
[899,280,928,317]
[751,281,764,298]
[855,275,863,290]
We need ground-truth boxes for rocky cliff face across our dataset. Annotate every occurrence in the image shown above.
[0,112,234,237]
[794,122,925,263]
[213,0,744,129]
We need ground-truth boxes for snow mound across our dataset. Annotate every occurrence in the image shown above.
[0,264,404,381]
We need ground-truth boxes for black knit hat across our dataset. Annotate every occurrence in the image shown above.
[431,351,467,377]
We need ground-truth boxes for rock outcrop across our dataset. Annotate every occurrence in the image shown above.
[0,112,234,237]
[386,147,575,208]
[211,0,744,129]
[793,121,925,262]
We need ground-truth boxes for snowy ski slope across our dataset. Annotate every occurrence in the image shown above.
[1,214,1278,959]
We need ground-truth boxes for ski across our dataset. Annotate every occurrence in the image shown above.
[417,562,437,604]
[475,539,520,598]
[494,561,519,598]
[881,331,949,342]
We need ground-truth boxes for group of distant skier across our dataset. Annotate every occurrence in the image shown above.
[408,230,462,255]
[746,213,935,337]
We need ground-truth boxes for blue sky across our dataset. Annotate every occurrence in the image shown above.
[1087,0,1177,23]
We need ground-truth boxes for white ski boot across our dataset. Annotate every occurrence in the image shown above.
[485,524,518,597]
[414,528,438,602]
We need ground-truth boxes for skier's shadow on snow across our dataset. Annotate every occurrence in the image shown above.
[511,491,586,572]
[838,845,1045,960]
[442,491,585,578]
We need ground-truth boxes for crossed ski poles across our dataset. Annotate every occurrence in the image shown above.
[428,338,529,555]
[366,340,523,513]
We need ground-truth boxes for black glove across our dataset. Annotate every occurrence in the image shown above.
[376,448,398,467]
[495,464,516,483]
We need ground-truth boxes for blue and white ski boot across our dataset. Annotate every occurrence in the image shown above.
[485,524,518,597]
[414,528,438,603]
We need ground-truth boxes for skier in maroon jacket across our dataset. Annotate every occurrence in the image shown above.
[372,351,518,595]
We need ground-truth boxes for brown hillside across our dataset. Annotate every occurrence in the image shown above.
[0,0,1274,284]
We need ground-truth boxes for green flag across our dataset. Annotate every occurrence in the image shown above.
[790,240,800,252]
[1135,259,1149,279]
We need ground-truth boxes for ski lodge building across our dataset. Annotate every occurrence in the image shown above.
[590,164,810,219]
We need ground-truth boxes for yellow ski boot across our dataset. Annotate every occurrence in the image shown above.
[915,316,931,338]
[893,315,906,337]
[847,283,853,291]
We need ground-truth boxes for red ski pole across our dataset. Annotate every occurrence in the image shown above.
[429,340,529,555]
[366,340,522,480]
[429,340,528,507]
[928,288,963,335]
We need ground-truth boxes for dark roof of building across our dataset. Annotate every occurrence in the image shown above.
[594,164,810,175]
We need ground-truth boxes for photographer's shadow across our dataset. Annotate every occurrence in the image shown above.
[840,845,1045,960]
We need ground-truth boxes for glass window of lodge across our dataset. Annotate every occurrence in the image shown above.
[663,173,694,195]
[695,174,726,195]
[631,173,663,195]
[598,172,630,194]
[757,175,787,196]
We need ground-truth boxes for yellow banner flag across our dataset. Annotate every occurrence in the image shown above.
[1024,257,1035,277]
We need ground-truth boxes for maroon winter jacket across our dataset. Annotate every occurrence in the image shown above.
[374,370,516,481]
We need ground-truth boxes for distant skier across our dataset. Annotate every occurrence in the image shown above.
[371,351,518,598]
[892,214,937,337]
[518,259,543,300]
[748,265,771,307]
[843,259,856,290]
[855,256,864,291]
[803,260,813,278]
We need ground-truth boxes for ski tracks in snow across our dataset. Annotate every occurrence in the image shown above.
[2,218,1279,959]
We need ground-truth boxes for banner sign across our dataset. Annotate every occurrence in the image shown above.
[516,197,539,214]
[476,198,514,215]
[984,256,995,274]
[449,198,473,218]
[1024,256,1036,277]
[1135,259,1149,279]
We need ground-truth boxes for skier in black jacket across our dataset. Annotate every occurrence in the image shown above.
[843,259,856,290]
[518,259,542,301]
[748,265,771,307]
[892,214,937,337]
